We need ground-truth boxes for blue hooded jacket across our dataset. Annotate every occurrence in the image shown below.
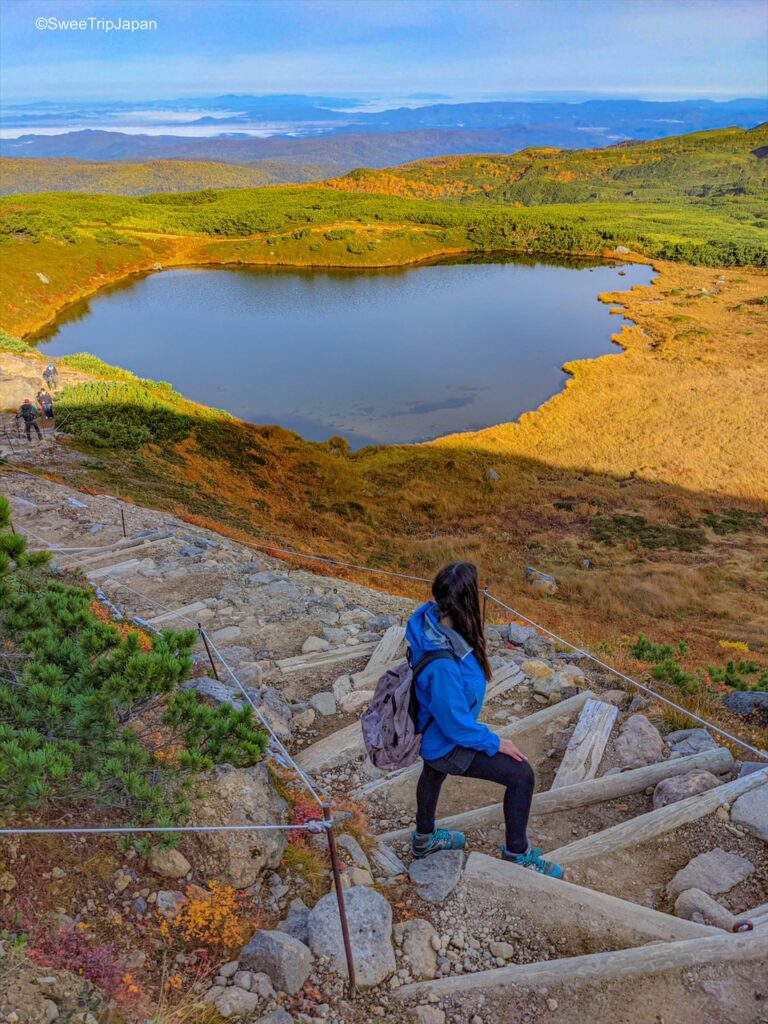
[406,601,500,761]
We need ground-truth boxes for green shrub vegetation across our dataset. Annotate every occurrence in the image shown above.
[708,659,768,692]
[590,514,706,550]
[0,496,268,823]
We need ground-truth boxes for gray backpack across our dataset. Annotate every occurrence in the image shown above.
[361,650,454,770]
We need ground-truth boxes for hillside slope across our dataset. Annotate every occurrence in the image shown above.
[325,125,768,204]
[0,157,337,195]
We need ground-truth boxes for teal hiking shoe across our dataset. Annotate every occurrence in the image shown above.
[411,828,466,859]
[501,844,563,879]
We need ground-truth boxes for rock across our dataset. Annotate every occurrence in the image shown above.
[668,848,755,898]
[309,691,337,716]
[731,783,768,841]
[349,866,374,886]
[615,245,631,254]
[214,987,262,1017]
[233,970,253,990]
[628,695,650,712]
[600,689,627,708]
[248,686,293,740]
[408,850,464,903]
[550,726,575,751]
[399,918,439,980]
[219,961,240,978]
[523,634,556,658]
[411,1007,445,1024]
[652,770,721,809]
[738,761,768,777]
[147,847,191,880]
[192,763,287,888]
[302,636,331,654]
[277,898,310,945]
[43,1001,59,1022]
[0,871,17,893]
[239,930,312,995]
[337,834,372,871]
[308,885,395,988]
[339,690,373,714]
[250,973,276,1000]
[665,728,718,756]
[156,890,186,919]
[489,940,515,959]
[521,659,553,680]
[723,691,768,721]
[674,888,736,930]
[332,674,353,700]
[506,624,539,646]
[532,675,562,700]
[211,626,242,643]
[372,841,407,878]
[614,715,666,769]
[292,708,315,729]
[485,469,500,481]
[254,1012,294,1024]
[559,664,586,683]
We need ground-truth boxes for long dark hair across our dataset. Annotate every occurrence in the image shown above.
[432,562,491,681]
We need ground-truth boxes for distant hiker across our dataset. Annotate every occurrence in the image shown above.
[36,388,54,420]
[17,399,42,441]
[43,362,58,390]
[407,561,563,877]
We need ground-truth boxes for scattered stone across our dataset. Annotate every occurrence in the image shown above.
[674,888,736,930]
[254,1012,294,1024]
[399,918,439,980]
[408,850,464,903]
[600,689,627,708]
[723,691,768,721]
[192,763,287,888]
[652,770,721,809]
[668,848,755,898]
[506,624,539,646]
[277,898,310,945]
[43,1001,59,1022]
[614,715,666,769]
[147,846,191,880]
[615,245,631,254]
[521,659,553,680]
[665,728,718,756]
[337,834,372,872]
[302,636,331,654]
[411,1008,445,1024]
[219,961,240,978]
[349,866,374,886]
[214,987,261,1017]
[628,695,650,713]
[339,690,373,714]
[332,674,353,700]
[233,970,253,990]
[308,885,395,988]
[292,708,316,729]
[156,890,186,919]
[532,675,563,701]
[550,726,574,751]
[485,469,500,481]
[489,940,515,959]
[731,783,768,841]
[0,872,17,893]
[211,625,242,643]
[239,930,313,995]
[309,692,337,716]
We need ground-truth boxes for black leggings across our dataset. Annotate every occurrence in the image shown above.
[415,750,535,854]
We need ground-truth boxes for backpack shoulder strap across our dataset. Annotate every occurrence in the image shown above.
[411,648,456,677]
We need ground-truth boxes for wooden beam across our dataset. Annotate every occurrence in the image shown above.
[548,765,768,865]
[294,719,363,773]
[364,625,406,673]
[485,661,525,701]
[551,698,618,790]
[396,931,767,1001]
[376,746,734,842]
[277,640,378,675]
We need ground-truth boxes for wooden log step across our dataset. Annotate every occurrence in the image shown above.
[147,599,213,627]
[376,746,735,842]
[294,720,364,773]
[547,765,768,865]
[485,661,526,701]
[551,698,618,789]
[364,625,406,673]
[277,641,378,675]
[396,930,767,1003]
[88,559,145,579]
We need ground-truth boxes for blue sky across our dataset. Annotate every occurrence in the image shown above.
[1,0,766,104]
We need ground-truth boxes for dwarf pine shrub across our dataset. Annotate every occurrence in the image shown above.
[0,496,268,822]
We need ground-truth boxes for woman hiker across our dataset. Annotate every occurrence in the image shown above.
[407,561,563,877]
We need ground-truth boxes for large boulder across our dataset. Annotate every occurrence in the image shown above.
[0,374,44,412]
[652,770,721,809]
[191,763,287,888]
[614,715,666,769]
[731,783,768,841]
[307,885,395,988]
[147,846,191,880]
[723,691,768,721]
[239,930,312,995]
[668,848,755,898]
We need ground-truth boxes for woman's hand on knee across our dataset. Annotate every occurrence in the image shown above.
[499,737,528,762]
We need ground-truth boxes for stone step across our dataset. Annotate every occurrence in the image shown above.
[60,533,171,569]
[277,641,378,676]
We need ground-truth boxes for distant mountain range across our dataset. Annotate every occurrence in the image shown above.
[2,97,766,170]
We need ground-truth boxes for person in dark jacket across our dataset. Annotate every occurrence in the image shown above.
[17,399,42,440]
[43,363,58,390]
[36,388,55,420]
[408,561,563,877]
